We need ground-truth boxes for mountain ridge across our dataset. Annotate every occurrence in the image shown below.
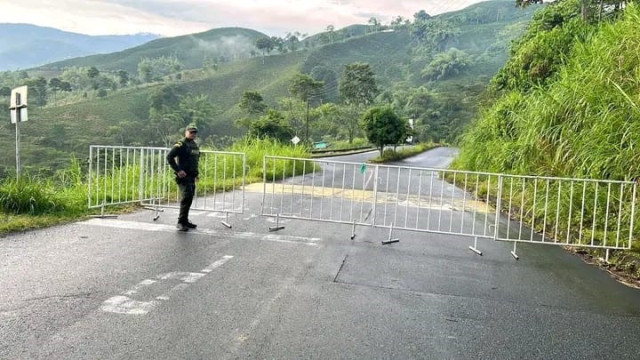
[0,23,160,71]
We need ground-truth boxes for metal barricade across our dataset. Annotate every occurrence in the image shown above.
[496,174,636,258]
[88,146,155,211]
[261,156,376,236]
[261,155,637,256]
[372,166,500,249]
[89,145,246,226]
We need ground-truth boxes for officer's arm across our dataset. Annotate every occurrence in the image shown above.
[166,142,183,173]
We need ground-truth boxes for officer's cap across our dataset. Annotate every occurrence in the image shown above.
[186,124,198,133]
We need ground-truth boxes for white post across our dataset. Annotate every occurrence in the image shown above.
[15,113,20,180]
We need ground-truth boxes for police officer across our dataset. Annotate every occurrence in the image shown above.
[167,124,200,231]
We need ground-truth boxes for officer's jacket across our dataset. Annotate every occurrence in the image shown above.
[166,138,200,177]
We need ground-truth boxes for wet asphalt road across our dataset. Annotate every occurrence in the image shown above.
[1,147,640,359]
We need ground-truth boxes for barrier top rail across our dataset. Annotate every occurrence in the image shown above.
[264,155,634,185]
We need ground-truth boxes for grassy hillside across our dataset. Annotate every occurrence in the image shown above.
[454,1,640,273]
[41,28,267,73]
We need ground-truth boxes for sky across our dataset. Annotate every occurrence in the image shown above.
[0,0,488,38]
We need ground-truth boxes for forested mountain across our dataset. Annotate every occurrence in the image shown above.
[0,0,537,176]
[0,24,158,71]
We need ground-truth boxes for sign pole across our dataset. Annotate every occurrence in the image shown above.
[15,108,21,180]
[10,87,27,181]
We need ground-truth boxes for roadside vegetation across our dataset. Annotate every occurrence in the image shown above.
[369,143,439,164]
[453,0,640,280]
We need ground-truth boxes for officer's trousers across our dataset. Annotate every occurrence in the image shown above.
[178,178,196,224]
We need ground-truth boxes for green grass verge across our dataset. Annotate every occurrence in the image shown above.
[368,143,439,163]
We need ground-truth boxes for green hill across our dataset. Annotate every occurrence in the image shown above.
[40,28,267,73]
[0,1,537,176]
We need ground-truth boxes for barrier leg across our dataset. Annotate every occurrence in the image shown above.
[511,242,519,260]
[269,213,285,232]
[350,220,356,240]
[468,236,483,256]
[91,203,118,219]
[221,212,232,229]
[382,223,399,245]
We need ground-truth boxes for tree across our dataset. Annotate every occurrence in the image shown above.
[239,90,267,115]
[249,110,294,142]
[87,66,100,79]
[149,84,180,115]
[0,86,10,97]
[59,81,72,92]
[339,63,379,107]
[236,90,267,130]
[421,48,473,80]
[289,73,323,141]
[326,25,335,43]
[26,76,47,107]
[362,106,407,156]
[255,37,274,64]
[310,66,338,102]
[49,77,62,104]
[117,70,129,87]
[368,17,380,32]
[414,10,431,23]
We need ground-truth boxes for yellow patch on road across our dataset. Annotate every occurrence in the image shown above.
[245,183,493,213]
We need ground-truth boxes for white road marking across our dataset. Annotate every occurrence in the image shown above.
[156,283,190,301]
[80,219,321,246]
[124,279,157,296]
[101,255,233,315]
[202,255,234,273]
[101,296,159,315]
[157,272,206,283]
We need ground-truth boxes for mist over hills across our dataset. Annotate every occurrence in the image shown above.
[43,27,268,73]
[0,23,159,71]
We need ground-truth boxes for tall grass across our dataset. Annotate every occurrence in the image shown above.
[0,158,86,216]
[454,5,640,253]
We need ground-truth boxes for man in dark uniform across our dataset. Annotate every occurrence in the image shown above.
[167,124,201,231]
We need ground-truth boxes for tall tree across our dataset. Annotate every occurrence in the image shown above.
[414,10,431,23]
[236,90,267,131]
[289,73,324,141]
[326,25,335,43]
[255,37,274,63]
[368,17,380,32]
[339,63,379,107]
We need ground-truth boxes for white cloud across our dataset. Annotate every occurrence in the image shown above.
[0,0,487,37]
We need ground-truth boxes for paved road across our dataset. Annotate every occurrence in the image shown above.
[2,147,640,359]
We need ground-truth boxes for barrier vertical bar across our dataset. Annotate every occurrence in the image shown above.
[629,183,637,249]
[449,172,456,232]
[494,175,503,241]
[261,156,267,215]
[604,183,612,247]
[591,183,599,246]
[406,169,412,229]
[371,165,379,226]
[615,184,624,248]
[554,181,562,242]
